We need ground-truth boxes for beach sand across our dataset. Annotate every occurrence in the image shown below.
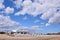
[0,34,60,40]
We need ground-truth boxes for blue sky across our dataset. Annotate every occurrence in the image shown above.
[0,0,60,34]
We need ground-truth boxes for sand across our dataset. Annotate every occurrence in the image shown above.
[0,34,60,40]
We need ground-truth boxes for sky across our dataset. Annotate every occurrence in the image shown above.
[0,0,60,34]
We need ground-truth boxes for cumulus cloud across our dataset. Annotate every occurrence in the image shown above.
[0,0,5,9]
[41,7,60,26]
[13,0,23,8]
[14,0,60,26]
[0,4,5,9]
[15,0,60,16]
[4,7,14,15]
[46,13,60,26]
[41,8,56,20]
[0,15,20,27]
[15,0,46,16]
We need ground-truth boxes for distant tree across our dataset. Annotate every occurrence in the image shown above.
[57,32,60,34]
[0,32,5,34]
[47,32,60,35]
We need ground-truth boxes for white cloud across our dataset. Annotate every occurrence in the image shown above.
[14,0,60,26]
[0,0,4,3]
[0,4,5,9]
[15,0,47,16]
[15,0,60,16]
[41,7,60,26]
[46,13,60,26]
[15,0,32,16]
[46,23,50,27]
[41,8,56,20]
[4,7,14,15]
[15,7,28,15]
[0,0,5,9]
[13,0,23,8]
[0,15,20,27]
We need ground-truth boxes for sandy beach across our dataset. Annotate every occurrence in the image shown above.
[0,34,60,40]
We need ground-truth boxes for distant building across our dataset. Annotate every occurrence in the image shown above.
[11,29,31,35]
